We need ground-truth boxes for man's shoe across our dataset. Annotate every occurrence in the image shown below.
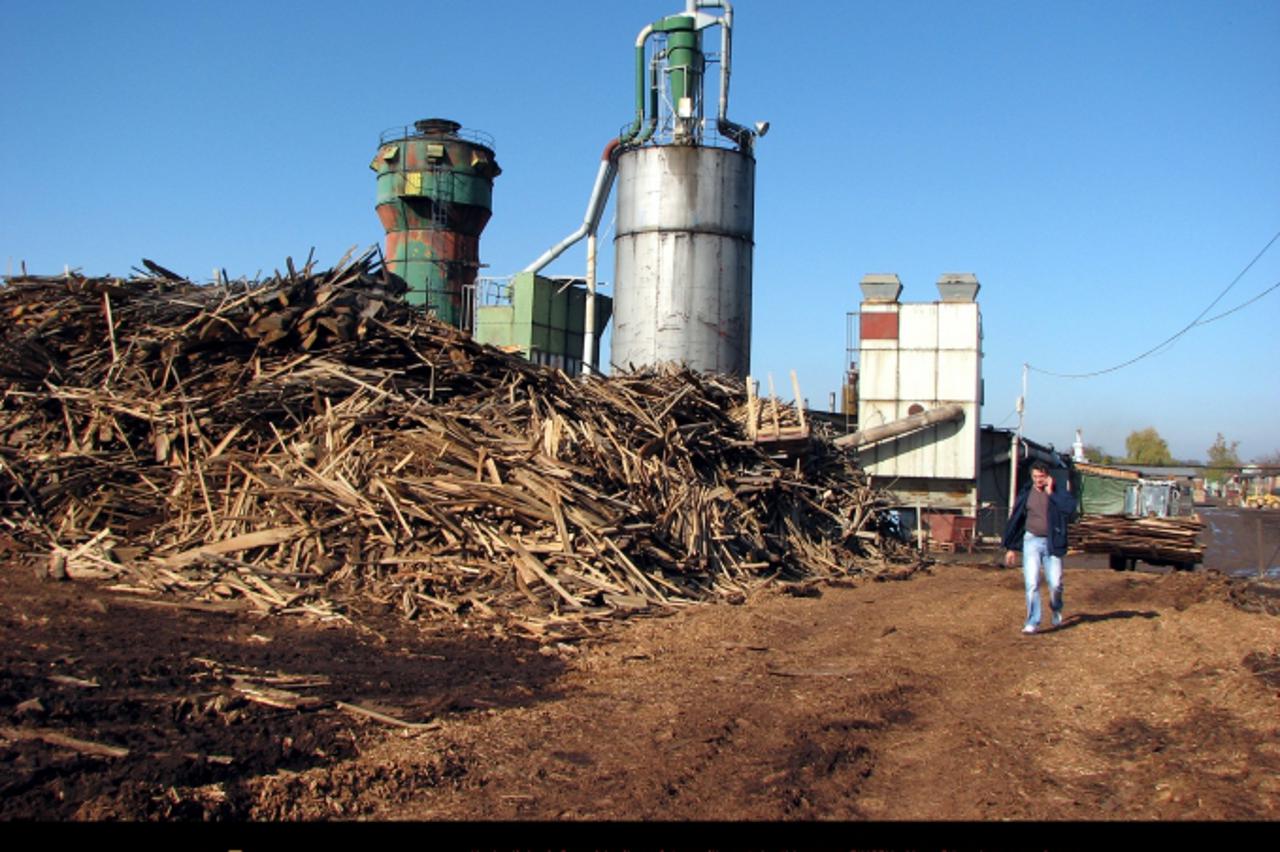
[1022,624,1037,634]
[1051,612,1063,628]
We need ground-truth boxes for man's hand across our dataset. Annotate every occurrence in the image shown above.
[1004,549,1019,568]
[1044,475,1055,494]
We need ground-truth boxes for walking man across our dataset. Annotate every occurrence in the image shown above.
[1002,460,1077,634]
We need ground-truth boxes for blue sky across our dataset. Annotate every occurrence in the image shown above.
[3,0,1278,462]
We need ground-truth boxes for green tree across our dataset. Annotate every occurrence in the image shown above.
[1205,433,1241,484]
[1124,428,1173,465]
[1083,444,1118,464]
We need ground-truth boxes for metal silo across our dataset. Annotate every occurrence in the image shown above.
[523,1,763,377]
[610,1,761,377]
[371,118,500,327]
[613,142,754,375]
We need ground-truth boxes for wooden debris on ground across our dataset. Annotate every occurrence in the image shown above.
[1068,514,1205,565]
[1,251,911,635]
[334,701,441,730]
[0,725,130,758]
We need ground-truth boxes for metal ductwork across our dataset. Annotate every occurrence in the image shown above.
[834,404,966,449]
[523,139,621,276]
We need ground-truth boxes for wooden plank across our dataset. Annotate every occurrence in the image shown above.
[789,370,806,432]
[335,701,441,730]
[767,374,781,439]
[497,533,583,610]
[0,726,129,758]
[159,525,305,568]
[230,677,326,710]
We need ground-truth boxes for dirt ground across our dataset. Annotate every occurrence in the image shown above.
[1,510,1277,823]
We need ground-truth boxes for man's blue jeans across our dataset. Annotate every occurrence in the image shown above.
[1022,533,1063,628]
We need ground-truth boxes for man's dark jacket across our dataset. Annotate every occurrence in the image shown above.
[1001,481,1077,557]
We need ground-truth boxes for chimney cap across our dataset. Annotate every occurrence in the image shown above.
[936,272,980,302]
[860,273,903,303]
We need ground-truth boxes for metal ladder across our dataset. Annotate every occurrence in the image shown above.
[427,156,453,316]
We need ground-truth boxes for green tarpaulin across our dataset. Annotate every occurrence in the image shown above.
[1079,473,1130,515]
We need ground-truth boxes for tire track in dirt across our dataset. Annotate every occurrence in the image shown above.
[373,563,1280,821]
[331,583,937,820]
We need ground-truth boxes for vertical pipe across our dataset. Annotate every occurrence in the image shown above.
[639,53,660,143]
[584,232,598,374]
[1258,517,1265,579]
[712,0,732,124]
[970,476,979,540]
[1008,432,1019,520]
[622,25,656,143]
[696,0,750,144]
[1011,362,1027,518]
[524,140,618,275]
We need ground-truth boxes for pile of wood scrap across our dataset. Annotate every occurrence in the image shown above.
[1068,514,1204,565]
[1,251,908,635]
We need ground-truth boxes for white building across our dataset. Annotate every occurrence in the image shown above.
[855,273,983,519]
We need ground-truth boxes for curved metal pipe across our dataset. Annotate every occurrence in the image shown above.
[833,404,966,449]
[637,54,660,144]
[588,138,621,233]
[689,0,752,147]
[620,24,655,143]
[695,0,732,124]
[523,139,620,274]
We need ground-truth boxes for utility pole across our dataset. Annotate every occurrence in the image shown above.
[1008,363,1027,518]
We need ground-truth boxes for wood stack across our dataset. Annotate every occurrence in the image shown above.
[1,252,909,636]
[1068,514,1204,565]
[740,370,810,456]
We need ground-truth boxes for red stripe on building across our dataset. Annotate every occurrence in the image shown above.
[860,312,899,340]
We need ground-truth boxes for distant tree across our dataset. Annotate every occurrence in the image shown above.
[1205,433,1242,484]
[1124,428,1174,466]
[1082,444,1118,464]
[1254,449,1280,468]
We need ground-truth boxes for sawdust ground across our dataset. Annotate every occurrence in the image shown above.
[320,561,1278,822]
[2,551,1277,822]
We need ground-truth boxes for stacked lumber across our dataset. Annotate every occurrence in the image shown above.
[1068,514,1204,564]
[1,251,907,635]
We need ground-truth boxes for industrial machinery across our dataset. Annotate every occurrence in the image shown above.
[852,273,985,524]
[526,1,763,377]
[371,118,501,327]
[613,1,760,377]
[473,272,612,377]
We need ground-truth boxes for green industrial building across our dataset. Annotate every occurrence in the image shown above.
[473,272,611,377]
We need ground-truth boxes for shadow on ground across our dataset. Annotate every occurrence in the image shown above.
[0,565,566,819]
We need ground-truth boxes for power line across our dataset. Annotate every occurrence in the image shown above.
[1028,227,1280,379]
[1194,278,1280,326]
